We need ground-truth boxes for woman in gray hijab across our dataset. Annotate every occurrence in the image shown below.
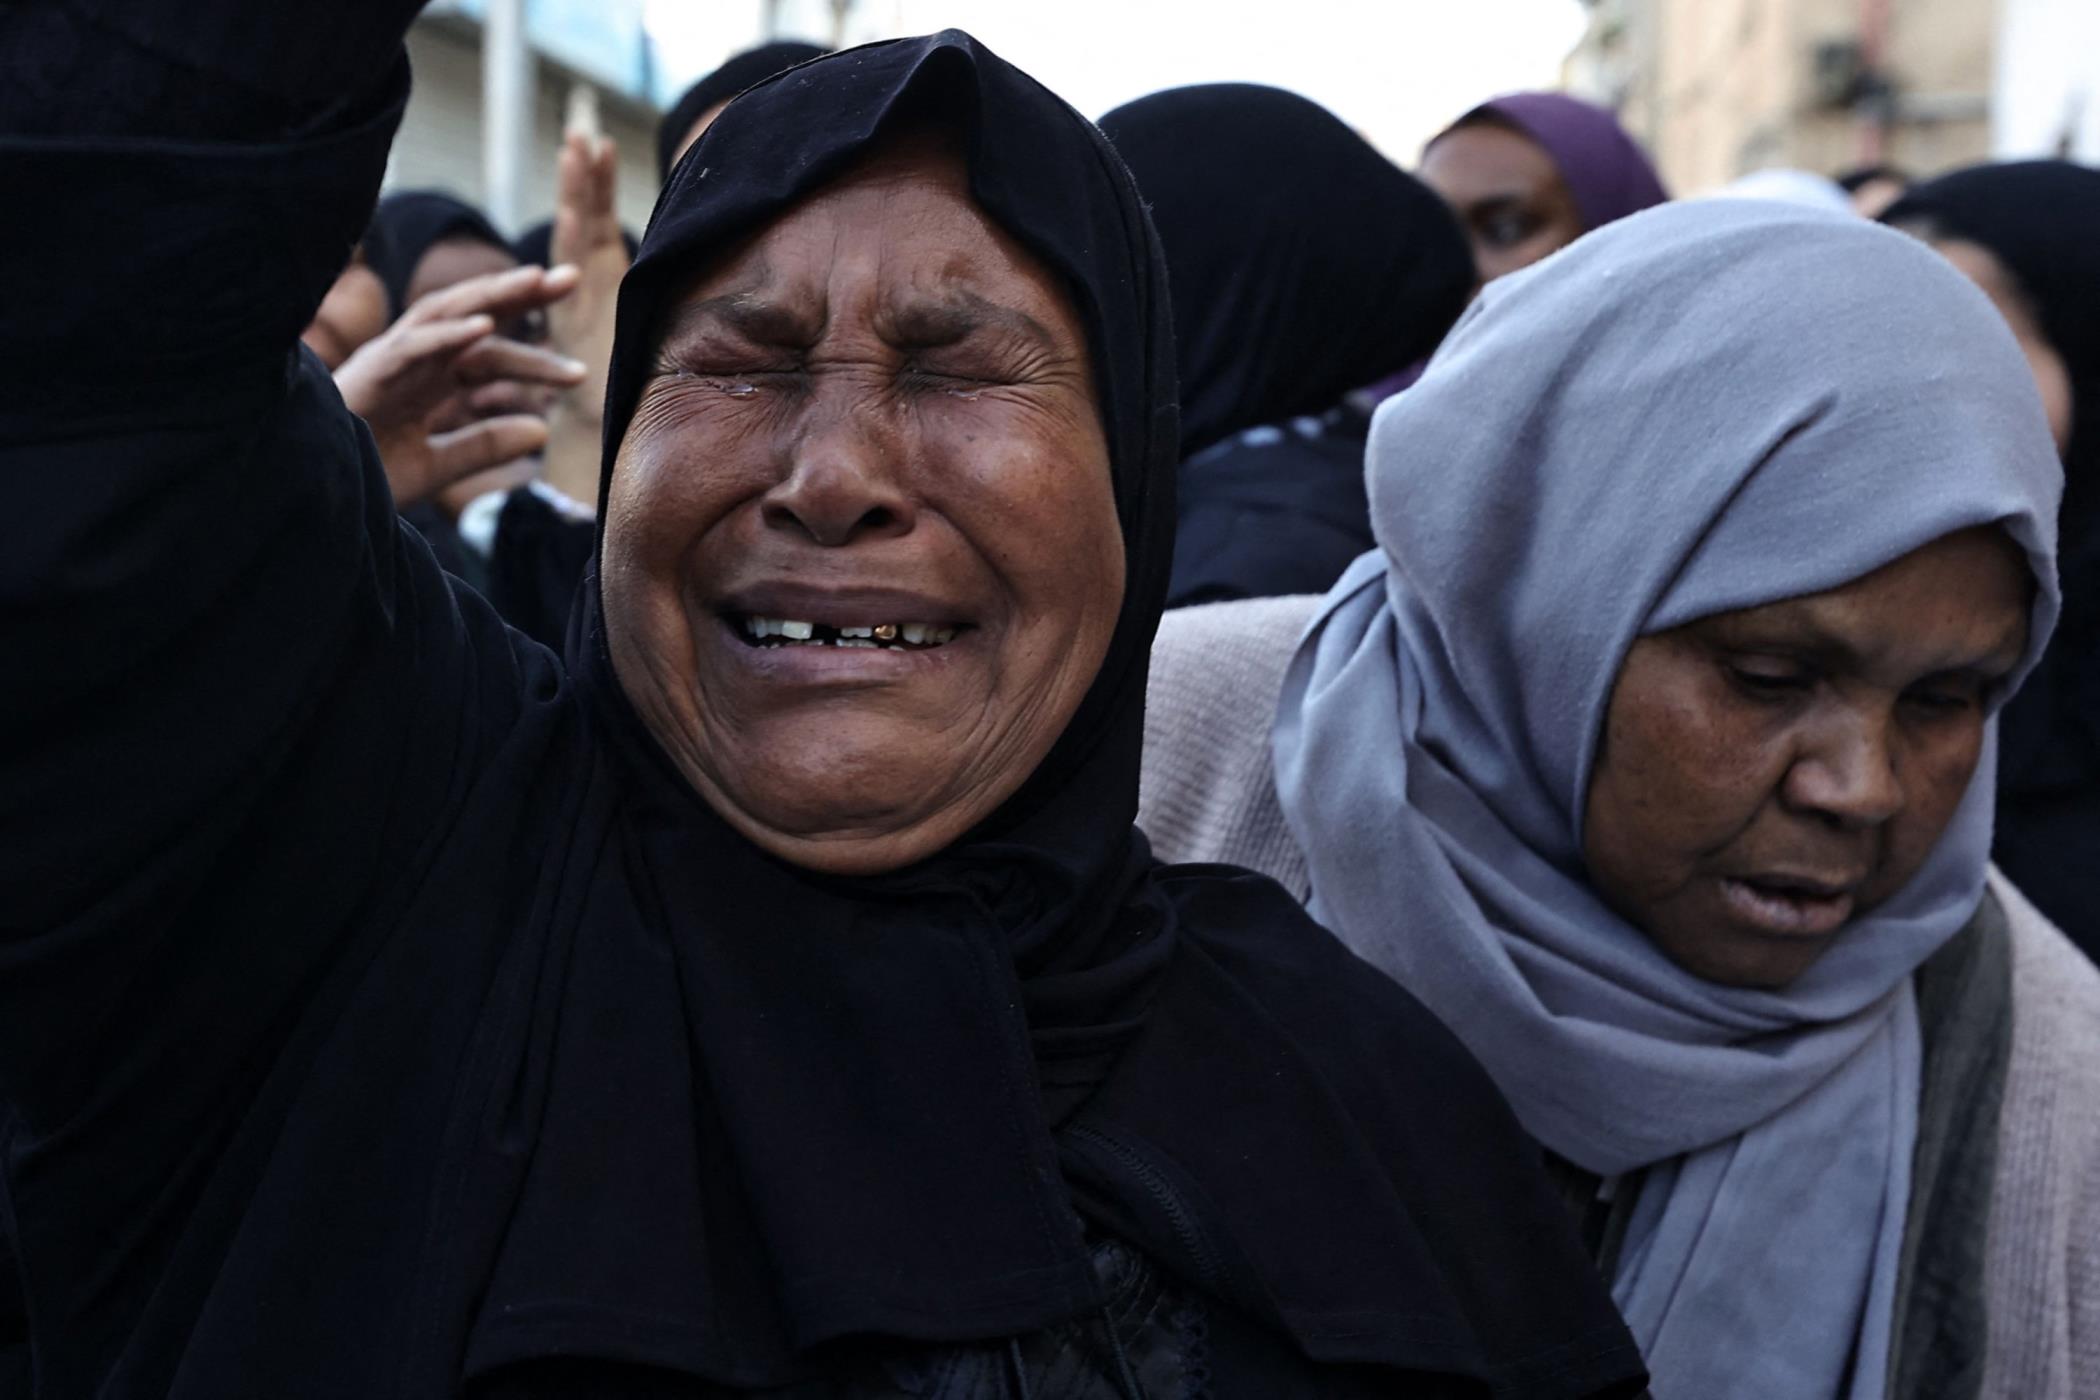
[1139,199,2100,1399]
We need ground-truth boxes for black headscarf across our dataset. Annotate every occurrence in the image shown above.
[654,39,829,178]
[362,188,511,320]
[1098,84,1474,460]
[1883,161,2100,943]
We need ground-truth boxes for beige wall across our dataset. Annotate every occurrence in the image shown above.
[388,20,665,240]
[1568,0,1997,195]
[1880,0,1994,174]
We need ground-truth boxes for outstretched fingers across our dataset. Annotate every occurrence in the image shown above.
[379,315,497,377]
[407,263,581,330]
[426,415,551,487]
[454,337,588,390]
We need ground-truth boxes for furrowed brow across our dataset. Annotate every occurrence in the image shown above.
[886,291,1058,352]
[658,289,819,350]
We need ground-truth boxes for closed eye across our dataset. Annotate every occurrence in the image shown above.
[902,364,1002,393]
[1726,660,1814,700]
[654,363,802,397]
[1901,674,1988,715]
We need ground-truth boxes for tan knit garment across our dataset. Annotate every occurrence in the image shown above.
[1140,596,2100,1398]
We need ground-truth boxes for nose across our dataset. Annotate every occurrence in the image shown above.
[760,388,916,547]
[1782,706,1904,830]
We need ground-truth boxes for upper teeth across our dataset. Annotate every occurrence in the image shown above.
[740,616,957,646]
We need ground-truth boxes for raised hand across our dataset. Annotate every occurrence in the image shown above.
[540,130,631,506]
[335,263,585,508]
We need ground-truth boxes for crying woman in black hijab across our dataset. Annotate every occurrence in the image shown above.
[5,18,1643,1398]
[1100,84,1475,608]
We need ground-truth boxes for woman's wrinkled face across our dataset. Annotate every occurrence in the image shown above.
[602,133,1125,876]
[1583,527,2030,989]
[1419,121,1586,284]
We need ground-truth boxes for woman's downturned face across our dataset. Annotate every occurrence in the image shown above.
[1583,528,2031,988]
[602,133,1125,875]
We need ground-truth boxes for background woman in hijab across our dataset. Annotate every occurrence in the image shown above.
[364,188,522,320]
[655,37,828,178]
[1882,161,2100,954]
[1140,199,2100,1398]
[1,10,1647,1396]
[1099,84,1474,609]
[1418,90,1666,285]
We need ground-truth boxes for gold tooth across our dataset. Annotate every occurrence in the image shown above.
[873,624,898,641]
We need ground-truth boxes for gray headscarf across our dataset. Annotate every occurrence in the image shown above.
[1272,199,2061,1398]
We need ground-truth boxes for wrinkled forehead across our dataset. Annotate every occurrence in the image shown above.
[604,34,1173,541]
[648,131,1090,367]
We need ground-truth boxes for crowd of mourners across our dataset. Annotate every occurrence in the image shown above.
[3,3,2096,1397]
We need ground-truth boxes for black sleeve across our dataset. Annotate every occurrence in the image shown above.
[0,2,430,144]
[0,2,543,1134]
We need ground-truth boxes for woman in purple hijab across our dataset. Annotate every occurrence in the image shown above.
[1420,91,1667,284]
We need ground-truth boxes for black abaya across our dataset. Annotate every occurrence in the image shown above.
[1098,84,1474,607]
[1165,399,1379,608]
[0,10,1642,1398]
[1098,84,1473,463]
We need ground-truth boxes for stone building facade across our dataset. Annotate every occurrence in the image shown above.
[1564,0,1998,194]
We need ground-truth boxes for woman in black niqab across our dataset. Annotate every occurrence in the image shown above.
[1098,85,1476,606]
[1883,162,2100,948]
[1,13,1640,1399]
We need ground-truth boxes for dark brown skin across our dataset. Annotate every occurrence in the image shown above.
[602,132,1126,876]
[1419,120,1587,284]
[1583,527,2031,989]
[331,264,584,507]
[401,236,563,515]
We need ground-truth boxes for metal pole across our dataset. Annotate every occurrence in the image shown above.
[483,0,531,233]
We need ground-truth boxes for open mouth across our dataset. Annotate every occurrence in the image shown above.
[731,615,963,651]
[1719,876,1857,937]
